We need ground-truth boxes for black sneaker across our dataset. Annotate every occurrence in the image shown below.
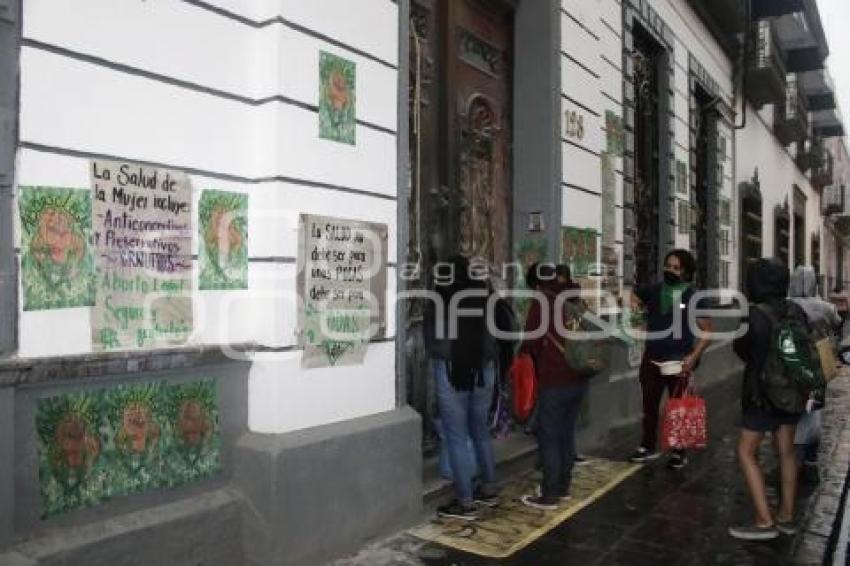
[629,447,661,463]
[437,501,478,521]
[668,451,688,469]
[472,488,499,507]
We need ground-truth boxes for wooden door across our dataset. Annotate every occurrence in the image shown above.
[445,0,513,271]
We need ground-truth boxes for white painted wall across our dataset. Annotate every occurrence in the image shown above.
[737,103,823,271]
[558,0,843,296]
[15,0,399,434]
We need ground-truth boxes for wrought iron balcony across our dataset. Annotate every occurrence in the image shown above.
[774,74,809,145]
[746,20,787,108]
[822,183,844,216]
[811,146,835,189]
[796,132,823,173]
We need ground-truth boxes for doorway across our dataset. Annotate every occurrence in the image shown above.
[408,0,515,448]
[631,26,664,286]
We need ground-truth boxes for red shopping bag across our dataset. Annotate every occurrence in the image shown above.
[660,375,707,451]
[510,354,536,423]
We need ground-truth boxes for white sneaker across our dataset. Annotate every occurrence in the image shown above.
[628,447,661,463]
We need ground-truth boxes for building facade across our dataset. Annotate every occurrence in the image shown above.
[0,0,848,565]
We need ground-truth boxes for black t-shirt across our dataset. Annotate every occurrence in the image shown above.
[636,283,705,362]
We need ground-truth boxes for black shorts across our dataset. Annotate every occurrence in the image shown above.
[740,411,800,433]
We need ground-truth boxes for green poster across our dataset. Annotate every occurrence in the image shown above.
[18,186,95,311]
[561,226,598,277]
[162,380,222,488]
[319,51,357,145]
[37,380,221,518]
[605,110,624,157]
[199,190,248,290]
[36,390,107,518]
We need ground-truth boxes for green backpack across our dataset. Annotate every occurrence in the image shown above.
[548,300,609,379]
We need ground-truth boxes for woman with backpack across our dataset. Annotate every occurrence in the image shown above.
[518,263,588,509]
[729,258,805,540]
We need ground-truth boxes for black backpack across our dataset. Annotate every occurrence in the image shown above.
[756,301,821,415]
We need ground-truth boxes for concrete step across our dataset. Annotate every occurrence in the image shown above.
[1,488,243,566]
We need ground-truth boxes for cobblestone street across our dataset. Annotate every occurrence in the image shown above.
[336,371,850,566]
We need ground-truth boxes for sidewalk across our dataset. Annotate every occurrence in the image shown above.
[334,371,850,566]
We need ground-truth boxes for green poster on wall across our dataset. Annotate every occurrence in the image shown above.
[561,226,598,277]
[605,110,624,157]
[18,186,95,311]
[36,380,221,518]
[319,51,357,145]
[199,190,248,290]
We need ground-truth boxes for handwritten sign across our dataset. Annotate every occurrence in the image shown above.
[90,160,193,350]
[297,214,387,368]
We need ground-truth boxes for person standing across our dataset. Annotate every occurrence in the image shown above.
[430,256,499,521]
[628,249,713,469]
[556,263,590,466]
[788,266,841,483]
[729,258,805,540]
[519,264,588,510]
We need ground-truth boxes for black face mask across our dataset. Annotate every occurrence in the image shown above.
[663,270,681,285]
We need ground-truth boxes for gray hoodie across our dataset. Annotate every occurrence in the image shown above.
[789,266,841,334]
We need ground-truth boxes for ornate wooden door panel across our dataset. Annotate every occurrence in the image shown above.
[446,0,513,270]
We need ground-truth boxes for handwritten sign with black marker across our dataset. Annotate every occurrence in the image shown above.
[297,214,387,369]
[90,160,193,350]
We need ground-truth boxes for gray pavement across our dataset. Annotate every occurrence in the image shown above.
[335,371,850,566]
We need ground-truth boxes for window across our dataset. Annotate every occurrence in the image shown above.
[676,160,688,195]
[720,228,730,256]
[720,261,730,288]
[678,200,690,235]
[720,199,731,226]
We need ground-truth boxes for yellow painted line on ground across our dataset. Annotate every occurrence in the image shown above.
[409,458,643,559]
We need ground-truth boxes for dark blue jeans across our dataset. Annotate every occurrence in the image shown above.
[537,382,589,499]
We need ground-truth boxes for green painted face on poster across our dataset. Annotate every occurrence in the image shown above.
[198,190,248,290]
[561,227,598,277]
[318,51,357,145]
[18,187,95,311]
[36,380,221,518]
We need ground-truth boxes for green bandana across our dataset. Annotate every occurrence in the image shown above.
[660,282,689,315]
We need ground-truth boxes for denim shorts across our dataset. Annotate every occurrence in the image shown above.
[740,411,800,433]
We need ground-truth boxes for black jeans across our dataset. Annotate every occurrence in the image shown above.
[536,382,589,500]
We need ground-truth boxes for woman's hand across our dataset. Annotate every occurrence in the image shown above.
[682,352,698,374]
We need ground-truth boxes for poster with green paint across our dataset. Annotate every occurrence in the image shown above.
[318,51,357,145]
[561,226,598,278]
[513,237,548,321]
[605,110,624,157]
[199,190,248,290]
[36,380,220,518]
[298,214,387,369]
[18,187,95,311]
